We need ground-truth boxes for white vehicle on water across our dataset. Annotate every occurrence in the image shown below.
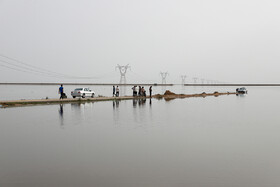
[71,88,95,98]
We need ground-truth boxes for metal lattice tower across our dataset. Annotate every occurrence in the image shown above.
[193,77,198,84]
[160,72,169,84]
[201,78,205,84]
[116,64,131,84]
[181,75,187,85]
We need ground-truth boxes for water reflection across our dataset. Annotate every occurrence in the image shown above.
[236,93,247,98]
[113,100,120,109]
[164,97,175,101]
[139,98,146,106]
[70,103,95,125]
[112,100,120,126]
[71,102,94,110]
[58,104,64,129]
[132,98,147,108]
[59,104,64,116]
[133,99,137,108]
[71,103,86,117]
[71,103,84,109]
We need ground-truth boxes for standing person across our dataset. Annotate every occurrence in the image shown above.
[138,86,142,96]
[113,86,116,97]
[116,86,120,97]
[132,86,137,96]
[149,86,152,97]
[59,84,64,99]
[142,87,146,97]
[131,86,134,96]
[135,86,138,96]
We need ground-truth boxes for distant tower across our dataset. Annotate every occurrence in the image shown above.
[116,64,131,84]
[181,75,187,85]
[201,78,205,84]
[160,72,169,84]
[193,77,198,84]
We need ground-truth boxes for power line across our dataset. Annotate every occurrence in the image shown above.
[0,54,101,79]
[0,53,69,77]
[0,63,35,74]
[0,59,66,78]
[129,70,157,83]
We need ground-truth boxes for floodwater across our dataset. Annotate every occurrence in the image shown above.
[0,86,280,187]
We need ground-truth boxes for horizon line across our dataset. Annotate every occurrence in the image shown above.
[1,82,280,86]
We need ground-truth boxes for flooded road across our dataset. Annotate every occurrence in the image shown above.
[0,86,280,187]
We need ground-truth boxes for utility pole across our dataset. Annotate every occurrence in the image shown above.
[116,64,131,84]
[181,75,187,85]
[160,72,169,84]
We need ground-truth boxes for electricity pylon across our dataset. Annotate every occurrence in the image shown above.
[116,64,131,84]
[207,80,212,84]
[160,72,169,84]
[181,75,187,85]
[193,77,198,84]
[201,78,205,84]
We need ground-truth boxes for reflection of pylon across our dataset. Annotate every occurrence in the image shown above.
[116,64,131,84]
[193,77,198,84]
[160,72,168,84]
[181,75,187,85]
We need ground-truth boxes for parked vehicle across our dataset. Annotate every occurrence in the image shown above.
[236,87,248,94]
[71,88,95,98]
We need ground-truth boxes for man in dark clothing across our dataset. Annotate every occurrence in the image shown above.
[149,86,152,97]
[138,86,142,96]
[59,84,64,99]
[113,86,116,97]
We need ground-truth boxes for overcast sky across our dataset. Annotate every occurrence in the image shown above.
[0,0,280,84]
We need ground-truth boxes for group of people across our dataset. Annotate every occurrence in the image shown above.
[132,85,152,97]
[113,85,153,97]
[112,85,120,97]
[59,84,153,99]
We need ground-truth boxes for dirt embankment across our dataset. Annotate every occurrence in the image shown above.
[153,90,236,101]
[0,90,237,108]
[164,90,176,95]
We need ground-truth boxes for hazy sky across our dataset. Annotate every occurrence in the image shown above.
[0,0,280,83]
